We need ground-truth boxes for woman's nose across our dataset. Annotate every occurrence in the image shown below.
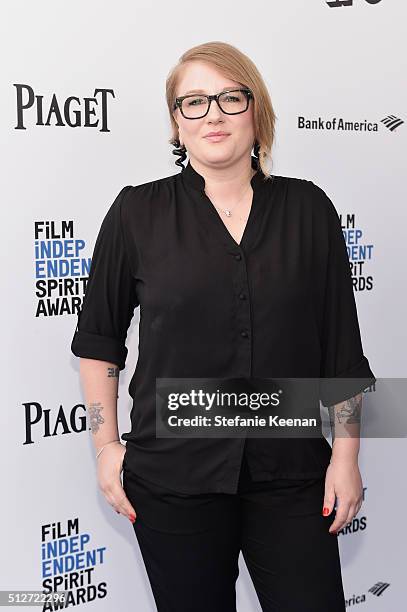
[206,99,224,120]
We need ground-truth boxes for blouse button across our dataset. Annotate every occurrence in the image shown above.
[239,292,246,300]
[234,253,242,261]
[240,330,248,338]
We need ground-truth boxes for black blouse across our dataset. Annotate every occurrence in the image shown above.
[71,156,376,494]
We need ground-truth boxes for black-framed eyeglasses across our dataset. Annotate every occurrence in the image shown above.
[173,88,253,120]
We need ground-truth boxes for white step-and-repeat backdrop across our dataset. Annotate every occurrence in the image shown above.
[2,1,405,610]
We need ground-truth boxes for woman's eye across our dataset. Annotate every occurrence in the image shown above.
[188,98,205,106]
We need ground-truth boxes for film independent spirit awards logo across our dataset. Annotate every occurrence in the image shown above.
[41,517,110,608]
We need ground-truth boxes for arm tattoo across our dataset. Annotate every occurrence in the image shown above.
[107,366,119,377]
[328,393,362,442]
[88,401,105,434]
[336,395,362,424]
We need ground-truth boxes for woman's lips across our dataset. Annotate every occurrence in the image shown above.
[204,134,230,142]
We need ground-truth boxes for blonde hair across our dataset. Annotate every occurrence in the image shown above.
[166,41,276,179]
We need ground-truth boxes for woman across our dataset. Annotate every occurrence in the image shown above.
[71,41,375,611]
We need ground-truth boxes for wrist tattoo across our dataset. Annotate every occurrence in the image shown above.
[328,393,362,441]
[107,366,119,377]
[88,401,105,434]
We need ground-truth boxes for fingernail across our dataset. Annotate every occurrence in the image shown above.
[322,507,330,516]
[129,515,136,523]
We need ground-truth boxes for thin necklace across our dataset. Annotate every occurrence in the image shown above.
[204,171,255,217]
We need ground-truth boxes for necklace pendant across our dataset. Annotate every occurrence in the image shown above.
[224,210,232,217]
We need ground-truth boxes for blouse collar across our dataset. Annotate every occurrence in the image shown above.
[181,155,268,194]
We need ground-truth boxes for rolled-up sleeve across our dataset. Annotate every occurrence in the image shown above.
[70,186,139,370]
[314,184,376,407]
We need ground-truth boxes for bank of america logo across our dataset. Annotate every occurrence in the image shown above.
[380,115,404,131]
[368,581,390,596]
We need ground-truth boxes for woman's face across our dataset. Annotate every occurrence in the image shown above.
[173,61,255,168]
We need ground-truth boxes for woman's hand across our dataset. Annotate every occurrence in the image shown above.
[322,457,363,535]
[96,442,137,524]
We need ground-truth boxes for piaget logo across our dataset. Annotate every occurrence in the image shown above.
[13,84,115,131]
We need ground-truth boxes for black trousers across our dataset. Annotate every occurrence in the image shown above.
[123,449,346,612]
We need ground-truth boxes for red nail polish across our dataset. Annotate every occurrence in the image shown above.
[322,507,330,516]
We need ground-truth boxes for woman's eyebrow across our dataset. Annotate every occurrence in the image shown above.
[183,86,235,95]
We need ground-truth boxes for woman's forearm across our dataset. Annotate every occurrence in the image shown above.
[328,392,363,463]
[79,357,121,454]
